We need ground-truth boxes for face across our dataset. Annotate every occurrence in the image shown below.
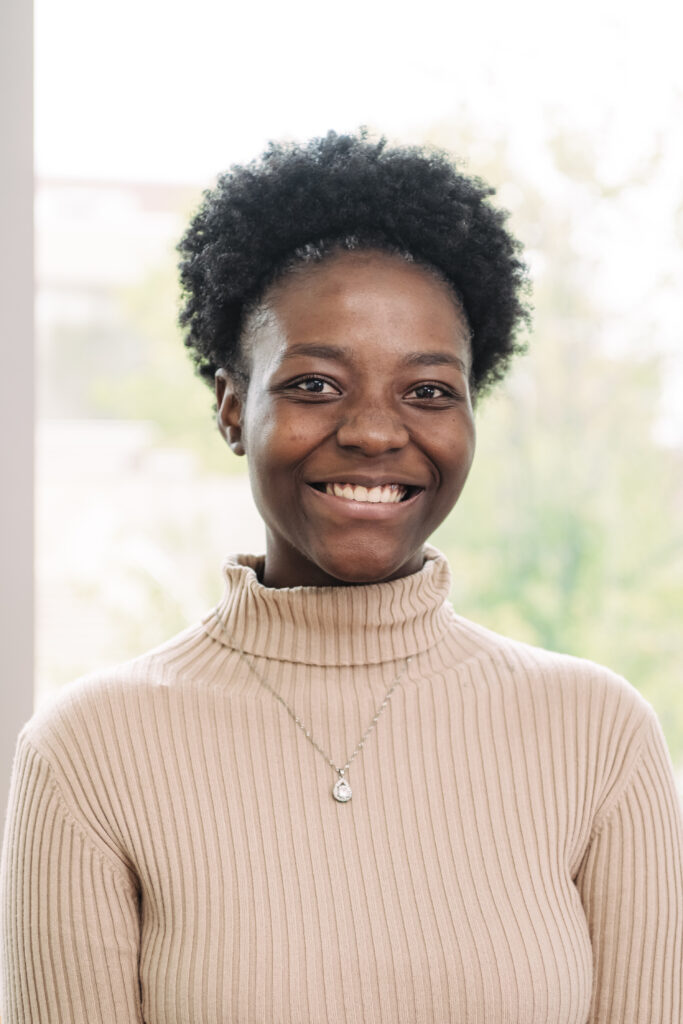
[216,250,476,587]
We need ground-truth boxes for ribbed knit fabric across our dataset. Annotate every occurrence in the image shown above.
[2,547,682,1023]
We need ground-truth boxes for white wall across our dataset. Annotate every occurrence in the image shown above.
[0,0,34,826]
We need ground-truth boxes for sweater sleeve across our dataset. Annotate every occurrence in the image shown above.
[1,737,144,1024]
[576,711,683,1023]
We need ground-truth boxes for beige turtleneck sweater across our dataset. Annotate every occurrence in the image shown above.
[2,548,682,1023]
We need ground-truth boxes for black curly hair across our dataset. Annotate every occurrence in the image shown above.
[177,131,530,397]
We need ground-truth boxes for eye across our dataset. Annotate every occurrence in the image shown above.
[292,376,339,395]
[405,382,455,401]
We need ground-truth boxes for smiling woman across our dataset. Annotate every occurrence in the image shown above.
[216,250,476,587]
[2,132,682,1024]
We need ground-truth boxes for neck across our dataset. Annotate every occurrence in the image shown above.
[202,545,454,667]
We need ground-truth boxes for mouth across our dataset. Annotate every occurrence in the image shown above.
[308,482,423,504]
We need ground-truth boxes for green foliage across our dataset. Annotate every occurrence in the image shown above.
[429,121,683,765]
[87,264,240,474]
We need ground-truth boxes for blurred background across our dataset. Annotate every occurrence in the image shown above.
[29,0,683,784]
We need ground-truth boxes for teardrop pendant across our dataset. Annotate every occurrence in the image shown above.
[332,773,352,803]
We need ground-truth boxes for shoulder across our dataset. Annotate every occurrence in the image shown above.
[21,620,221,764]
[13,621,237,854]
[443,609,655,735]
[441,611,669,831]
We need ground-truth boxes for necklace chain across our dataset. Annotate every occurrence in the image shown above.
[234,649,412,800]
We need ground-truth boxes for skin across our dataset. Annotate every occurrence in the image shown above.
[216,250,476,588]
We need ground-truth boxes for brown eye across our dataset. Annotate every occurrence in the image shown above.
[407,383,448,400]
[293,377,338,394]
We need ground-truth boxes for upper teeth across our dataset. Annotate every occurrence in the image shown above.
[325,483,407,503]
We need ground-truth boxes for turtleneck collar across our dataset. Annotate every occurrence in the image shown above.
[202,544,454,666]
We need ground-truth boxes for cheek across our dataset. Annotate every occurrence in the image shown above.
[245,408,317,473]
[243,401,281,460]
[461,425,477,467]
[459,438,477,483]
[279,421,315,448]
[264,404,327,453]
[458,409,477,455]
[440,414,476,457]
[436,426,476,493]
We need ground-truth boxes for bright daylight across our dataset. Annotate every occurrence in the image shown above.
[35,0,683,773]
[1,0,682,1020]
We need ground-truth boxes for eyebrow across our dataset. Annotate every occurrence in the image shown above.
[282,344,348,361]
[282,343,468,374]
[403,351,469,374]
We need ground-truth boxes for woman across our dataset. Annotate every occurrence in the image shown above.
[2,132,681,1023]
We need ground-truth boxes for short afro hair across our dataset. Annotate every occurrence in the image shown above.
[177,130,530,396]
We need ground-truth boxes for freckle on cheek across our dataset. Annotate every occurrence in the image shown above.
[284,429,307,443]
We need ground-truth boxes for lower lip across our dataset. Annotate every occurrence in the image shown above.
[306,485,424,519]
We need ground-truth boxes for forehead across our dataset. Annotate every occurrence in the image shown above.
[253,250,470,362]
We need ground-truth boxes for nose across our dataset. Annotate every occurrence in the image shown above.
[335,400,410,455]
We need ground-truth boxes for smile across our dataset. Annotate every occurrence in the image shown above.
[317,485,409,505]
[308,482,423,504]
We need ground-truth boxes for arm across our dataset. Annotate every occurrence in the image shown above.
[1,738,144,1023]
[576,713,683,1023]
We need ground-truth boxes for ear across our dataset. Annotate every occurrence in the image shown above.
[215,369,246,456]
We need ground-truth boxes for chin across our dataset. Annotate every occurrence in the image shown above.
[317,545,423,586]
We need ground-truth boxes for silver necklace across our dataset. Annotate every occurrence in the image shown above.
[235,650,412,802]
